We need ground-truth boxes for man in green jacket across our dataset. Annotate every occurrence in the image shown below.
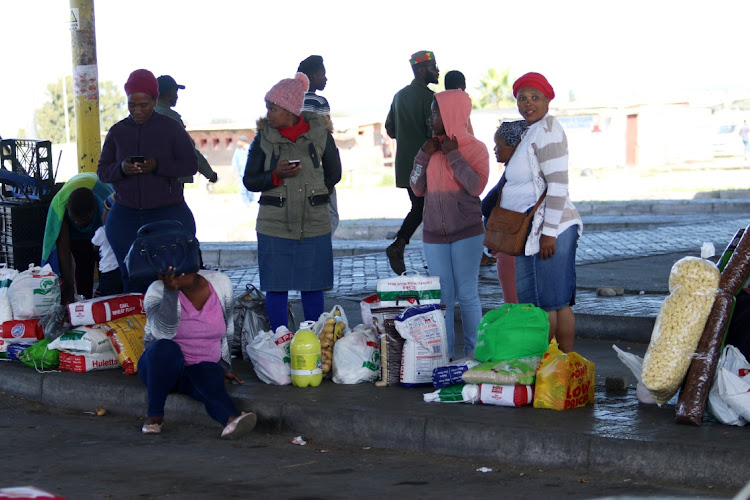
[155,75,218,186]
[384,50,439,275]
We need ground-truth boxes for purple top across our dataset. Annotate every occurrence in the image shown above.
[97,112,198,209]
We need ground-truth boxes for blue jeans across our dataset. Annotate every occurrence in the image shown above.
[423,233,484,358]
[137,339,238,426]
[105,201,196,293]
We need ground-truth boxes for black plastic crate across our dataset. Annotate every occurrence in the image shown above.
[0,242,42,271]
[0,200,49,252]
[0,139,55,200]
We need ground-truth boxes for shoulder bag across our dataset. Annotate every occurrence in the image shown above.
[125,221,200,282]
[484,179,547,256]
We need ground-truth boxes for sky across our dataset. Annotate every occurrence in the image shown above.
[1,0,749,138]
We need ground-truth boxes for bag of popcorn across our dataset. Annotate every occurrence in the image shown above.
[641,257,720,405]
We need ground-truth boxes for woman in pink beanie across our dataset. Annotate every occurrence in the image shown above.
[243,73,342,331]
[497,72,583,353]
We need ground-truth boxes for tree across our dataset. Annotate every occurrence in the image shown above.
[474,68,514,110]
[35,77,126,144]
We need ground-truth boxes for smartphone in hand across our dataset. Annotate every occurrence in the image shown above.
[130,155,144,163]
[288,159,301,167]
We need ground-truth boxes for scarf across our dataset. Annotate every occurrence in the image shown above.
[278,116,310,143]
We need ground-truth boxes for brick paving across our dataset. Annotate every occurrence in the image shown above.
[221,216,750,320]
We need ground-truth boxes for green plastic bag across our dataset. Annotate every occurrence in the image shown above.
[475,303,550,362]
[18,339,59,371]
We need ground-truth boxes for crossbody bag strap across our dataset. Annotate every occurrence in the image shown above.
[496,176,547,213]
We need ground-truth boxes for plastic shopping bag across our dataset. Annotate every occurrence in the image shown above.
[395,304,449,387]
[8,264,61,319]
[332,325,380,384]
[246,328,292,385]
[533,340,595,410]
[234,285,295,360]
[475,303,549,362]
[708,345,750,426]
[0,265,18,323]
[612,344,657,405]
[18,339,59,371]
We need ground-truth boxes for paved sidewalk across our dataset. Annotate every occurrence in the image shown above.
[2,211,750,492]
[218,215,750,343]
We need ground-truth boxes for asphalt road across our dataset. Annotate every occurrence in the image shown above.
[1,394,733,500]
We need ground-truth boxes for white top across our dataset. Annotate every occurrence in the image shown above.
[499,141,536,213]
[91,226,118,273]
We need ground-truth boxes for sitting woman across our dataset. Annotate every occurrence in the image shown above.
[138,267,255,439]
[243,72,341,331]
[500,72,583,352]
[410,89,489,358]
[481,120,528,304]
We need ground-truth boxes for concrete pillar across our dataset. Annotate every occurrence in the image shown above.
[69,0,100,173]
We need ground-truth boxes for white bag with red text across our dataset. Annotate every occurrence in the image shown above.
[68,293,145,326]
[246,327,292,385]
[332,324,380,384]
[708,345,750,426]
[59,350,121,372]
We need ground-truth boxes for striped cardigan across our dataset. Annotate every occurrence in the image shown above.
[143,270,235,372]
[515,114,582,256]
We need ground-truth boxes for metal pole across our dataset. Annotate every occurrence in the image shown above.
[69,0,100,173]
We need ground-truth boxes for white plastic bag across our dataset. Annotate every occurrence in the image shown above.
[332,325,380,384]
[246,327,292,385]
[9,264,61,319]
[612,344,657,405]
[708,345,750,426]
[395,304,449,387]
[0,265,18,323]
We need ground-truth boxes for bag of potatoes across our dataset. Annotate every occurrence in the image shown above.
[314,305,349,377]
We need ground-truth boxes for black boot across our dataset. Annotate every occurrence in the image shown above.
[386,237,407,275]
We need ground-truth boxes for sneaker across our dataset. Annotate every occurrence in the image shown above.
[221,412,257,440]
[142,422,162,434]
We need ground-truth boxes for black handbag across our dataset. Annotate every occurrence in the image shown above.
[125,221,200,282]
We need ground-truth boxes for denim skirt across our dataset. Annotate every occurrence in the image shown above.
[515,225,578,311]
[257,233,333,292]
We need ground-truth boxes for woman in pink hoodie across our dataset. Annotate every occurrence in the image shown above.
[410,90,489,358]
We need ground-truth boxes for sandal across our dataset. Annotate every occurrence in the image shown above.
[221,412,257,440]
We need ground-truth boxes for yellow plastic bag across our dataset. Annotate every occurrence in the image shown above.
[533,340,595,410]
[102,314,146,375]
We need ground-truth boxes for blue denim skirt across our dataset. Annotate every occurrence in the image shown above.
[257,233,333,292]
[515,225,578,311]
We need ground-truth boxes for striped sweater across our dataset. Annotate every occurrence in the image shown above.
[504,114,582,256]
[143,270,235,372]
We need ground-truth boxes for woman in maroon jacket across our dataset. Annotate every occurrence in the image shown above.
[97,69,198,293]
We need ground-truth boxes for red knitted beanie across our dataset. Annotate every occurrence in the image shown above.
[124,69,159,100]
[512,72,555,100]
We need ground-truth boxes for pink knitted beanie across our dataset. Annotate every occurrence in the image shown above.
[265,72,310,115]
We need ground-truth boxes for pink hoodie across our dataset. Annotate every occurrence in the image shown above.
[410,90,489,244]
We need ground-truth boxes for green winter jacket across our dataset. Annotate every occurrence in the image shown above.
[243,112,341,240]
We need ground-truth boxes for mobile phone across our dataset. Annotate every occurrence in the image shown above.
[288,159,300,167]
[130,155,144,163]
